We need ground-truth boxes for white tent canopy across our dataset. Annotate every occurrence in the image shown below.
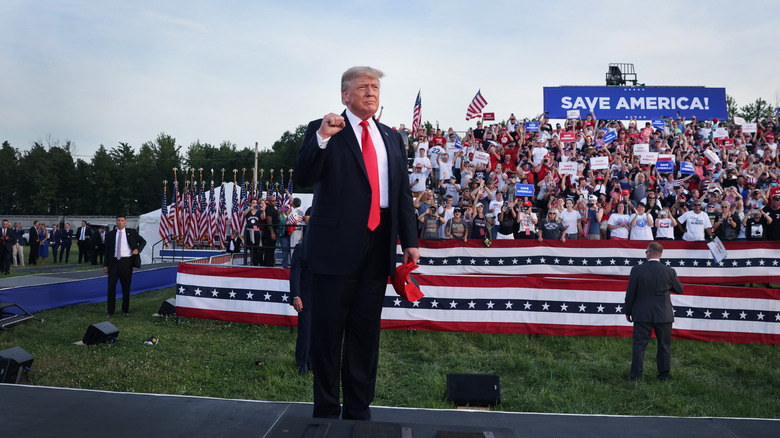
[138,182,312,264]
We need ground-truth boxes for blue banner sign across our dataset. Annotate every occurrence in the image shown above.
[525,122,539,132]
[777,107,780,117]
[680,161,695,175]
[602,128,617,144]
[543,86,727,120]
[515,184,534,197]
[655,160,674,173]
[652,119,665,130]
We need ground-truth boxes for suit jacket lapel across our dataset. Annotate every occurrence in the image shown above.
[340,111,368,180]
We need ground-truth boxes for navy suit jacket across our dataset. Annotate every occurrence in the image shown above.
[294,112,418,277]
[625,259,684,323]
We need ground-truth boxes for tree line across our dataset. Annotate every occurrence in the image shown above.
[0,125,306,216]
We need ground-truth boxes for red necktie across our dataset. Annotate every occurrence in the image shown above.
[359,120,380,231]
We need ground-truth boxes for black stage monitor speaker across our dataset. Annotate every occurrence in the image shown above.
[83,321,120,345]
[158,298,176,316]
[0,346,34,384]
[446,373,501,406]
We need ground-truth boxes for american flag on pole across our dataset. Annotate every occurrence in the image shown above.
[171,179,182,244]
[230,182,241,234]
[198,182,208,245]
[158,183,171,246]
[217,182,227,248]
[208,180,217,248]
[412,90,422,134]
[239,176,248,232]
[184,183,195,248]
[465,90,487,120]
[175,262,780,345]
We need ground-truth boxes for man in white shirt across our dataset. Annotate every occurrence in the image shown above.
[677,201,712,241]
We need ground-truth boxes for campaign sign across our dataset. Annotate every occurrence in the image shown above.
[655,160,674,173]
[658,153,675,162]
[723,138,734,148]
[707,236,728,264]
[525,122,540,132]
[704,149,721,164]
[602,129,617,144]
[777,107,780,117]
[714,127,728,139]
[638,152,658,165]
[483,112,495,121]
[559,161,578,176]
[680,161,695,175]
[742,122,757,133]
[559,132,576,142]
[515,184,534,197]
[543,86,728,120]
[590,156,609,170]
[471,151,490,167]
[633,143,649,154]
[567,109,580,119]
[651,119,665,129]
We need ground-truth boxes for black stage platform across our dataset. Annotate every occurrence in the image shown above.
[0,384,776,438]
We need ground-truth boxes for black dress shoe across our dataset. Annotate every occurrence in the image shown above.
[123,312,130,316]
[106,313,114,317]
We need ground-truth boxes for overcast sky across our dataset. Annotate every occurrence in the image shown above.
[2,0,779,160]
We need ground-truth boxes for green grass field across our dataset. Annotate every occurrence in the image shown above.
[1,287,778,418]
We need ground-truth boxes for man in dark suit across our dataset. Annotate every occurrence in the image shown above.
[294,66,419,420]
[76,221,91,263]
[28,220,40,265]
[289,241,312,376]
[1,220,15,275]
[92,225,107,266]
[624,242,684,381]
[59,223,73,263]
[103,215,146,316]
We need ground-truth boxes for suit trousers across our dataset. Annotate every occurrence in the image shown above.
[12,243,24,266]
[59,245,71,263]
[631,321,672,380]
[77,240,89,263]
[107,257,134,315]
[29,241,39,265]
[311,214,391,420]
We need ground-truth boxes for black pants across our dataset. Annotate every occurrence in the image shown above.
[295,308,312,369]
[311,215,391,420]
[631,321,672,380]
[262,240,276,267]
[59,245,71,263]
[77,240,89,263]
[106,257,134,315]
[28,242,39,265]
[1,247,11,273]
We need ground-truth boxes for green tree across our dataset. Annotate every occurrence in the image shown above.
[0,141,21,213]
[736,97,775,122]
[17,142,58,214]
[726,95,738,121]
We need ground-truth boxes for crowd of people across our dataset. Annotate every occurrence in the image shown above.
[0,220,111,273]
[399,113,780,243]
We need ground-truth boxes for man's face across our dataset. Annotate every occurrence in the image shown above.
[65,224,70,230]
[82,221,87,227]
[116,217,127,230]
[2,220,8,229]
[342,75,380,120]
